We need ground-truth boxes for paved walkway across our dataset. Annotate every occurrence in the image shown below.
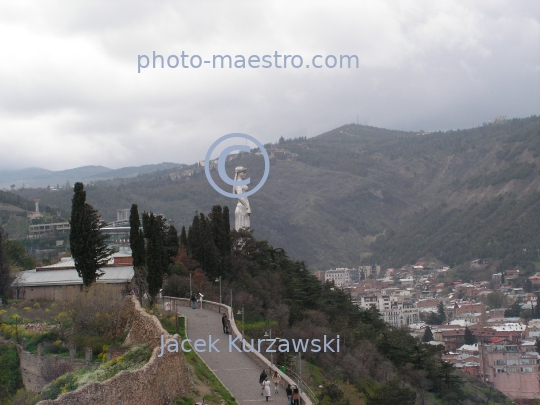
[178,306,288,404]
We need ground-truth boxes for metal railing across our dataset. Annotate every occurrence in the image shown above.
[285,367,319,404]
[162,296,313,405]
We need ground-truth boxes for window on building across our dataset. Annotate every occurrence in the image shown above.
[494,360,506,366]
[520,359,532,365]
[495,368,505,373]
[506,359,518,366]
[508,367,520,373]
[521,367,533,373]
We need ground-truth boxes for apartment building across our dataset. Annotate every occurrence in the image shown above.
[359,264,381,279]
[325,268,359,287]
[29,222,70,236]
[357,295,419,327]
[479,339,540,400]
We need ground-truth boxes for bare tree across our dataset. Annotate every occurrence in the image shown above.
[70,284,126,339]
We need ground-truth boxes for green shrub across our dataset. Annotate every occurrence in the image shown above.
[70,335,118,359]
[3,388,40,405]
[25,330,60,354]
[40,344,152,401]
[0,344,23,403]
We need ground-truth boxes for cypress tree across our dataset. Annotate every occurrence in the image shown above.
[69,182,112,288]
[464,326,476,345]
[222,206,232,278]
[129,204,147,304]
[187,225,193,256]
[165,225,179,263]
[142,213,168,306]
[209,205,226,278]
[437,301,446,323]
[222,206,231,246]
[186,213,216,277]
[199,213,219,278]
[209,205,224,252]
[189,215,202,261]
[0,227,10,304]
[422,326,434,342]
[180,226,188,250]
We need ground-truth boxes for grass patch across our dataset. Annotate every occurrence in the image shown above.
[0,343,23,404]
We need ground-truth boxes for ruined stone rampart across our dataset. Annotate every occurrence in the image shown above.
[17,346,96,393]
[36,296,191,405]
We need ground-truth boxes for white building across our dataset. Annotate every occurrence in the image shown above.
[325,268,359,287]
[357,295,420,328]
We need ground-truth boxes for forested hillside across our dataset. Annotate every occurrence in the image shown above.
[14,116,540,271]
[165,207,512,405]
[0,191,35,239]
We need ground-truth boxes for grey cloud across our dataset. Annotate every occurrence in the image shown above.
[0,0,538,171]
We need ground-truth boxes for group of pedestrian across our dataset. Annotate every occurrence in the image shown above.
[288,384,299,405]
[258,369,298,403]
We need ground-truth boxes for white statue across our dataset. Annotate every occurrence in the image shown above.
[233,166,251,231]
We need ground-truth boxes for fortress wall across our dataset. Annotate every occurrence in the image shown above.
[17,347,96,393]
[36,296,191,405]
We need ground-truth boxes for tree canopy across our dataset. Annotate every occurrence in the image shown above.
[164,205,472,404]
[69,182,112,288]
[129,204,147,303]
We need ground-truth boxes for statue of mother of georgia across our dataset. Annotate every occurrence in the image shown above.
[233,166,251,231]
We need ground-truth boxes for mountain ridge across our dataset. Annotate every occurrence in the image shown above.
[0,163,184,189]
[11,115,540,271]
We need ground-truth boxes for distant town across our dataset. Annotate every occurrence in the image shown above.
[316,262,540,400]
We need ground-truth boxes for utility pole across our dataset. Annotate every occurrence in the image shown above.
[299,351,302,394]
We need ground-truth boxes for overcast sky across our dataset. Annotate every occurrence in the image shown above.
[0,0,539,171]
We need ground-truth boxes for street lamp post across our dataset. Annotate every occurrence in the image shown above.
[299,351,302,393]
[264,328,273,365]
[215,276,222,305]
[237,308,244,337]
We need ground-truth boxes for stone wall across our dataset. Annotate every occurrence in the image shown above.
[36,296,191,405]
[17,346,96,393]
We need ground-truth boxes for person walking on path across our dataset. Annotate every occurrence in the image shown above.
[286,384,293,405]
[190,292,197,309]
[291,384,299,405]
[222,313,229,334]
[272,371,281,394]
[262,377,272,401]
[259,369,267,395]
